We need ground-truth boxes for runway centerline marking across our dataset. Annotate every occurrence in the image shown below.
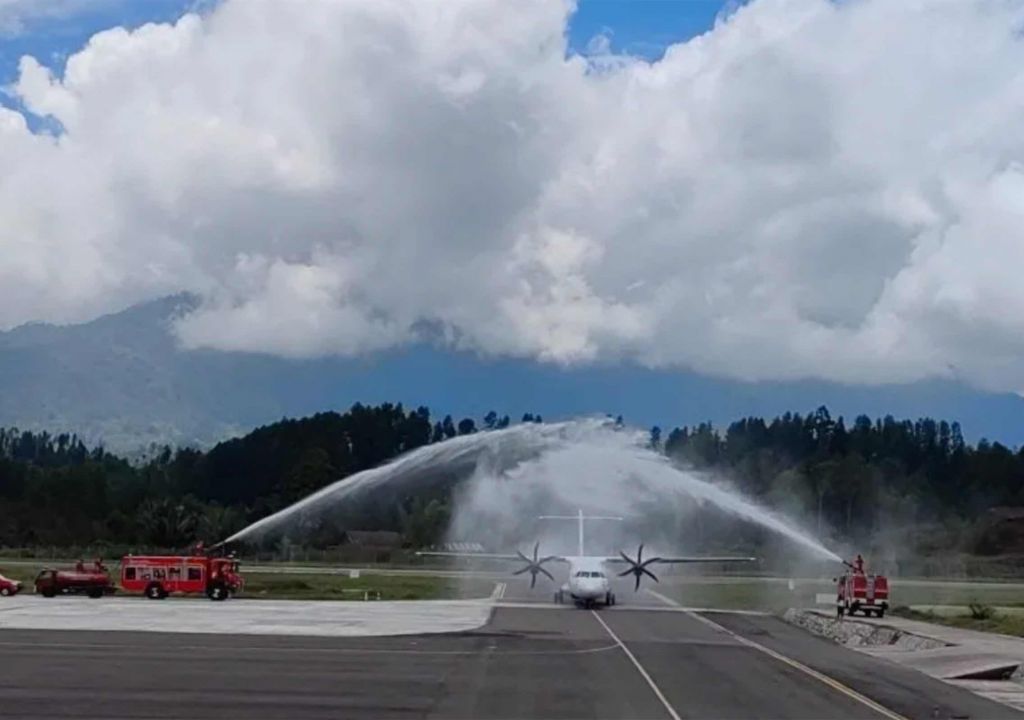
[590,610,682,720]
[645,590,907,720]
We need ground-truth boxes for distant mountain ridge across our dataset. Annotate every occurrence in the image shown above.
[1,296,1022,453]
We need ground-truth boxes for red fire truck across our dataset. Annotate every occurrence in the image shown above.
[35,560,116,598]
[120,552,243,601]
[836,554,889,618]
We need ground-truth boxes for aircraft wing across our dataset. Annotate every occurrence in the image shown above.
[416,551,569,562]
[603,555,757,564]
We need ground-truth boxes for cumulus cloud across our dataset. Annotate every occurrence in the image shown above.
[4,0,1024,390]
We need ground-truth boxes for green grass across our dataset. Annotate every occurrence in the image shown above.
[0,562,494,601]
[5,558,1023,607]
[238,572,493,601]
[660,575,1024,612]
[892,605,1024,637]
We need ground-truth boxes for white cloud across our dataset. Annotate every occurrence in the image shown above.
[5,0,1024,391]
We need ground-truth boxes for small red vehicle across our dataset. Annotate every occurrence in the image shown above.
[120,552,243,601]
[35,560,116,598]
[836,554,889,618]
[0,572,23,596]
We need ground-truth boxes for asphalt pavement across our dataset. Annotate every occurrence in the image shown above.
[3,586,1019,720]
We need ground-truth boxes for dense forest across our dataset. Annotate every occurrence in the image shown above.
[0,403,1021,557]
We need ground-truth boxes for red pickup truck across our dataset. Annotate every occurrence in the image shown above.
[0,572,22,596]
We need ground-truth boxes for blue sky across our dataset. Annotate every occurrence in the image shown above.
[1,1,192,83]
[0,0,738,88]
[568,0,738,59]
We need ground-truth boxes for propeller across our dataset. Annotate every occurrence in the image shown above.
[617,543,661,591]
[513,542,557,588]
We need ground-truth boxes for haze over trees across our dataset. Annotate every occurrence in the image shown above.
[0,404,1021,558]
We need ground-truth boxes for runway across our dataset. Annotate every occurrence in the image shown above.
[2,580,1018,720]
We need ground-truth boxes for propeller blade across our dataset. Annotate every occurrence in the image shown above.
[617,567,633,578]
[533,541,540,562]
[638,543,644,564]
[633,574,641,591]
[619,551,633,565]
[641,566,659,583]
[513,566,531,576]
[639,557,662,569]
[516,550,530,564]
[530,572,538,589]
[538,566,555,582]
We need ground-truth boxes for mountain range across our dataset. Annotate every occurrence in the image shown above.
[1,295,1022,454]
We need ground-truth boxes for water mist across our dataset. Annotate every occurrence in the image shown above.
[223,419,841,566]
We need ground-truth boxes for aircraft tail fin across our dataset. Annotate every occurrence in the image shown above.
[538,510,623,556]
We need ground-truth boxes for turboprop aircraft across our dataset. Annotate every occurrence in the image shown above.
[419,510,756,608]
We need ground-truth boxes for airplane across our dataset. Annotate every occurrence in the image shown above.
[419,510,756,608]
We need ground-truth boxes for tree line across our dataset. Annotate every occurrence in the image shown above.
[0,404,540,550]
[0,404,1020,553]
[657,407,1023,553]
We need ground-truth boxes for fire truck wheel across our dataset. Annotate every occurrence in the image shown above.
[87,589,103,599]
[207,583,228,601]
[41,588,55,598]
[145,583,167,600]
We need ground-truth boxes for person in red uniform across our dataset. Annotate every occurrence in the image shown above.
[854,554,864,574]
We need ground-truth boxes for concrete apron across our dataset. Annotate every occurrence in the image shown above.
[0,595,494,637]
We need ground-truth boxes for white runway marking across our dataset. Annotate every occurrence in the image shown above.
[644,588,683,607]
[590,609,682,720]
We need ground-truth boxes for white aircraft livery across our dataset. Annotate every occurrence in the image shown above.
[420,510,756,608]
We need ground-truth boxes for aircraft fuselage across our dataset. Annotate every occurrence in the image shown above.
[555,556,615,607]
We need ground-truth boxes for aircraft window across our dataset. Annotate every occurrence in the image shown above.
[574,571,585,577]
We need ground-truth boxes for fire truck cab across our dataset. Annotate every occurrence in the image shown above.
[120,553,243,601]
[836,554,889,618]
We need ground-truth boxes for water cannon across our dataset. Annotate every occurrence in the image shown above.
[842,554,866,574]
